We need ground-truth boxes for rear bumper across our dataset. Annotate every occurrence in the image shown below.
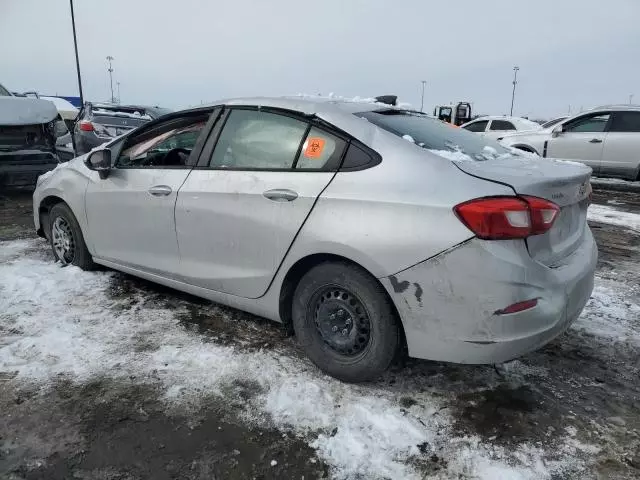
[0,151,60,187]
[381,229,597,364]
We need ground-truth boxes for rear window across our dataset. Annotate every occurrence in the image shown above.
[92,115,149,128]
[357,110,512,161]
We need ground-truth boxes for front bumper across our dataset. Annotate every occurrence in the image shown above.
[0,150,60,187]
[381,229,598,364]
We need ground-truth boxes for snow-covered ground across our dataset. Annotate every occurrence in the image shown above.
[2,230,639,479]
[588,204,640,232]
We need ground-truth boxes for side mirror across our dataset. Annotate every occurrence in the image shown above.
[551,124,564,137]
[85,149,111,179]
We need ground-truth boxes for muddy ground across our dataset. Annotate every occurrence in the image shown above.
[1,185,639,479]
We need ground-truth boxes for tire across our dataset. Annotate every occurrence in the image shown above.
[292,262,400,382]
[48,202,95,270]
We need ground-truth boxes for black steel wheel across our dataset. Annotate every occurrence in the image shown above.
[293,261,400,382]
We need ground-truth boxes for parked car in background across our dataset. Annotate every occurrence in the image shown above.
[499,105,640,180]
[0,90,69,187]
[34,97,596,382]
[461,116,541,139]
[541,116,568,129]
[73,103,171,155]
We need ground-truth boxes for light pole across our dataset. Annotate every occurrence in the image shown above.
[510,66,519,116]
[630,94,634,105]
[420,80,426,112]
[117,81,121,104]
[69,0,83,105]
[106,56,115,103]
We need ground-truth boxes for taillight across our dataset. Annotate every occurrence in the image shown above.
[454,196,559,240]
[79,121,94,132]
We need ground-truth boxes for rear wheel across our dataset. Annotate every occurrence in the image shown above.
[48,203,95,270]
[292,262,399,382]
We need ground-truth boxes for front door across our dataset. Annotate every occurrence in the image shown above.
[546,112,610,174]
[85,112,211,276]
[175,107,347,298]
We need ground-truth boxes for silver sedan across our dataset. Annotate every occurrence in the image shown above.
[33,97,597,382]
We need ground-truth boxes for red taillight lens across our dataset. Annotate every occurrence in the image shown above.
[454,196,559,240]
[79,121,94,132]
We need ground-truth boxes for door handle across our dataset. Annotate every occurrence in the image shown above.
[263,189,298,202]
[589,138,603,144]
[148,185,172,196]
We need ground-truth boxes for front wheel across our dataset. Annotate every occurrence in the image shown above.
[48,203,95,270]
[292,262,400,382]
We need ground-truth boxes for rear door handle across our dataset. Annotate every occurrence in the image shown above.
[263,189,298,202]
[148,185,172,196]
[589,138,603,144]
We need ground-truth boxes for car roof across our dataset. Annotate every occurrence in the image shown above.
[203,96,407,115]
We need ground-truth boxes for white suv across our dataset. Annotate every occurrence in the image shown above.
[499,106,640,181]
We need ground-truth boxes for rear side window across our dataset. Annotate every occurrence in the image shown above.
[609,112,640,132]
[489,120,516,131]
[358,110,511,161]
[295,127,346,170]
[462,120,488,132]
[209,109,307,169]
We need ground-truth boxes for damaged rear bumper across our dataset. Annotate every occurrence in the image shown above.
[380,230,597,364]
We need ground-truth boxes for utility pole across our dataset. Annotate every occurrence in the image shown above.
[106,56,115,103]
[420,80,426,112]
[117,81,121,104]
[510,66,519,116]
[69,0,83,105]
[630,94,634,105]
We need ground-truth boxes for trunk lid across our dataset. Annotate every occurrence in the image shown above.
[454,155,592,266]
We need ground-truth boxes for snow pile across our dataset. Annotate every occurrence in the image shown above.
[573,279,640,346]
[587,204,640,232]
[93,108,152,120]
[0,239,617,479]
[429,149,475,162]
[293,92,412,108]
[402,134,415,143]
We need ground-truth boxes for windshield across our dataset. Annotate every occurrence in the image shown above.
[357,110,513,161]
[0,84,12,96]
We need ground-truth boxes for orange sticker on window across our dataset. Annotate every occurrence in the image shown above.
[304,137,325,158]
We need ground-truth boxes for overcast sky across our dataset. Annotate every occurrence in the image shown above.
[2,0,638,118]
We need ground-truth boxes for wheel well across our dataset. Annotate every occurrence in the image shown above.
[37,195,65,238]
[278,254,407,352]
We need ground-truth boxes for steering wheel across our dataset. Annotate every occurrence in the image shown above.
[162,148,191,166]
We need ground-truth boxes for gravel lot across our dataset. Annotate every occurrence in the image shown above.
[1,185,639,480]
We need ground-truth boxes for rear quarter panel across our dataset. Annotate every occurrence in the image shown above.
[286,127,516,278]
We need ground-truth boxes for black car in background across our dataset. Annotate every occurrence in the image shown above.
[73,103,172,155]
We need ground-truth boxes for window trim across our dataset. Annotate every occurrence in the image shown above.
[195,106,349,172]
[561,111,612,134]
[113,108,218,170]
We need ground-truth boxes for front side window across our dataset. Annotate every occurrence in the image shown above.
[564,113,610,133]
[609,111,640,132]
[489,120,516,131]
[209,109,307,169]
[117,118,206,168]
[462,120,488,132]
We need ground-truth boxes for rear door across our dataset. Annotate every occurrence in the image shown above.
[600,111,640,179]
[175,107,347,298]
[546,112,611,174]
[85,111,212,276]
